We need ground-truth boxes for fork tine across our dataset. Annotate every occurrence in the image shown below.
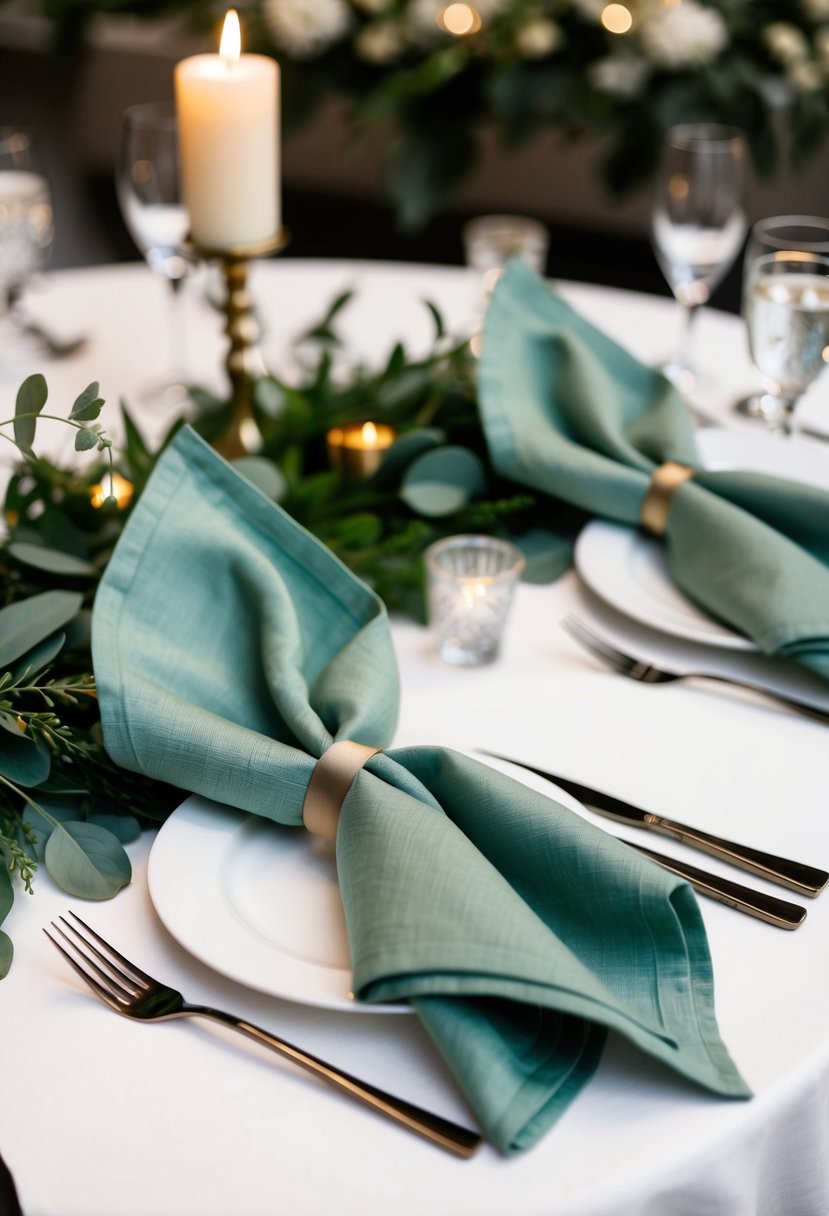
[43,925,130,1009]
[51,918,141,999]
[561,616,633,673]
[66,910,153,989]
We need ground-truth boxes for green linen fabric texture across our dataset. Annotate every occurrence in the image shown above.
[478,260,829,680]
[92,427,749,1155]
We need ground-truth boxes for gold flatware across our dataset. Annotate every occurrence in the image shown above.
[562,615,829,725]
[479,752,828,898]
[44,911,481,1159]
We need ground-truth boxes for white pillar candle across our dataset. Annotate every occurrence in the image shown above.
[175,9,280,251]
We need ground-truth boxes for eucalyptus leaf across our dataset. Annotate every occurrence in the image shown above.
[232,456,286,501]
[11,630,66,681]
[13,373,48,452]
[23,798,84,859]
[0,930,11,979]
[0,711,25,738]
[44,821,132,900]
[0,861,12,923]
[514,528,574,584]
[69,382,104,422]
[88,814,141,844]
[74,428,99,452]
[0,591,83,667]
[372,428,445,487]
[7,543,95,577]
[400,446,486,517]
[0,732,51,787]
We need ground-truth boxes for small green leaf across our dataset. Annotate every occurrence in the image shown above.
[0,861,13,923]
[11,630,66,681]
[44,821,132,900]
[0,733,51,786]
[7,543,95,577]
[0,591,83,667]
[88,814,141,844]
[23,799,83,860]
[74,428,98,452]
[0,931,12,979]
[69,382,104,421]
[514,528,574,584]
[423,299,446,341]
[14,373,48,451]
[0,711,26,738]
[372,428,445,487]
[400,446,486,517]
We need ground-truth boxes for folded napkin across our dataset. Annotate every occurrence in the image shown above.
[478,260,829,680]
[92,427,748,1154]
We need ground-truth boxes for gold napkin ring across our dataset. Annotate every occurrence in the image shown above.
[303,740,382,841]
[640,461,695,537]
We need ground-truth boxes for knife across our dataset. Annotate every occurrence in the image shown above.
[478,751,828,898]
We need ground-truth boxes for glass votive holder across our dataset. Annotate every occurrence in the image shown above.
[463,214,549,349]
[425,535,525,667]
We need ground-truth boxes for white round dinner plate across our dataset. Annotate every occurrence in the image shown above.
[574,428,829,649]
[147,761,585,1014]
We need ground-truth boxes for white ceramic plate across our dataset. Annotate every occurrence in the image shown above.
[574,428,829,649]
[147,761,585,1014]
[147,795,409,1014]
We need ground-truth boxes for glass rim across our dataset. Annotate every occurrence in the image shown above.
[424,534,525,580]
[122,100,177,130]
[750,214,829,247]
[664,123,745,150]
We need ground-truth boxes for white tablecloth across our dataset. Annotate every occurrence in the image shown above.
[2,260,829,1216]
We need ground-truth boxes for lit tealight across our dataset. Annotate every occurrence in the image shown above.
[90,473,134,509]
[327,421,397,480]
[601,3,633,34]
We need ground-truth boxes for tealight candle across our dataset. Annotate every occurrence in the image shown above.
[327,421,396,480]
[175,9,280,250]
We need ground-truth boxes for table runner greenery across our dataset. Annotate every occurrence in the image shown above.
[0,293,581,972]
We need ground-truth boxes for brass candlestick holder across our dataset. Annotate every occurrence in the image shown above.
[190,228,290,461]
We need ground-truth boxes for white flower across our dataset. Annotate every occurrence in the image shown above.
[764,22,810,65]
[589,53,648,97]
[262,0,351,58]
[802,0,829,21]
[788,58,824,89]
[354,18,406,61]
[515,17,563,58]
[639,1,728,69]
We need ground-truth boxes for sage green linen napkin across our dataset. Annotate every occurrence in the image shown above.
[478,260,829,679]
[92,427,749,1154]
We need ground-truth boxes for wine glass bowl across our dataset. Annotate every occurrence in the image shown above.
[0,126,54,358]
[651,123,747,398]
[736,215,829,421]
[116,101,192,408]
[744,250,829,436]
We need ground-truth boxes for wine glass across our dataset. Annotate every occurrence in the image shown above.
[736,215,829,422]
[0,126,54,361]
[116,101,192,409]
[651,123,747,399]
[744,251,829,436]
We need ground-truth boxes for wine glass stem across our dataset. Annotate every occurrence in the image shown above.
[167,273,188,385]
[676,300,701,379]
[768,396,799,436]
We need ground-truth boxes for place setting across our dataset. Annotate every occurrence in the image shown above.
[3,4,829,1214]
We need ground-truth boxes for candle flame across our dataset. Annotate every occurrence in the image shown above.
[90,473,134,509]
[220,9,241,65]
[361,421,378,446]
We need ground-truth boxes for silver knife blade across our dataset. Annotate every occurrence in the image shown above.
[478,751,828,898]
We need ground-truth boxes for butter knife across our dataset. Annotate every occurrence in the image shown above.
[479,752,828,898]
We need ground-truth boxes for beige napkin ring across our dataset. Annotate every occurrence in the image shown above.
[302,740,382,841]
[640,461,696,537]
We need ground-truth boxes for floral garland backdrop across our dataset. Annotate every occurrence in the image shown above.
[19,0,829,226]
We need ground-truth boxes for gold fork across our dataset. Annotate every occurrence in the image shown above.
[44,911,481,1159]
[562,615,829,725]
